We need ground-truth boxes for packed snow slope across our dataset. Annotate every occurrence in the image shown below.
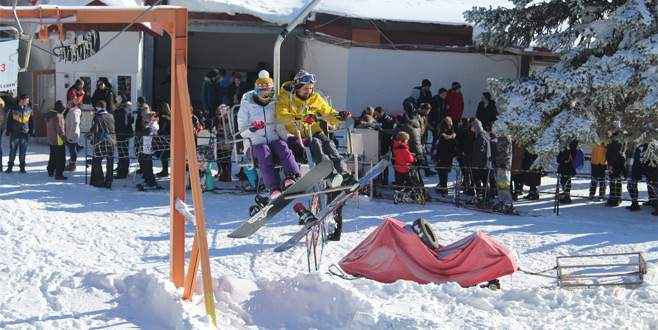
[0,144,656,329]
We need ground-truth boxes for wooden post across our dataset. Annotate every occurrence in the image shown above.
[169,9,186,289]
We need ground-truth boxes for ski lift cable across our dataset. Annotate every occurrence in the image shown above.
[94,0,163,55]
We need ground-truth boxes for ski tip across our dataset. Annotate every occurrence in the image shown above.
[273,245,288,253]
[227,232,247,238]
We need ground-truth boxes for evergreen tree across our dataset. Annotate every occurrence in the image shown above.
[465,0,658,166]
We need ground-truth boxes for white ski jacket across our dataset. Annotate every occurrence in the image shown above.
[237,91,290,150]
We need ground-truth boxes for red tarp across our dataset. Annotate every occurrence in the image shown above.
[338,218,518,286]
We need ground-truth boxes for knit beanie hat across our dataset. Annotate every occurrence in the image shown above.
[255,70,274,89]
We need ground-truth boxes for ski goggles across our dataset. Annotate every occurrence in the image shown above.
[255,84,274,99]
[295,73,317,85]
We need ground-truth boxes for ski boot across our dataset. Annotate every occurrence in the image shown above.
[248,194,270,217]
[480,279,501,290]
[294,203,316,225]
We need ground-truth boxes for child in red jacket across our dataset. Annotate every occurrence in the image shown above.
[392,131,414,188]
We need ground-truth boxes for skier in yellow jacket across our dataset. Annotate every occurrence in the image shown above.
[275,70,354,185]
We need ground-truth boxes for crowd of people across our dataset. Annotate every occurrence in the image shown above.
[353,78,657,216]
[0,72,656,217]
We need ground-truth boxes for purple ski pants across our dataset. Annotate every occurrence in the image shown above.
[252,139,300,189]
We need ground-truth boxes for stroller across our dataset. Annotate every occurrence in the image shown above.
[393,162,427,205]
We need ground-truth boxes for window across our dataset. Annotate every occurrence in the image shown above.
[117,75,132,101]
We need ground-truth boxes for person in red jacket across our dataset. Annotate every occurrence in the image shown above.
[446,81,464,123]
[392,131,415,188]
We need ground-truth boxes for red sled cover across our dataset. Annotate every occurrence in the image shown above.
[338,218,518,286]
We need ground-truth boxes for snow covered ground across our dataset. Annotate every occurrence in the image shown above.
[0,142,656,329]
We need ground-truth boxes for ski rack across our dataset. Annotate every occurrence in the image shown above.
[556,252,647,288]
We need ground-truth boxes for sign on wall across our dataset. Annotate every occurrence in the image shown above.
[53,30,100,63]
[0,39,19,92]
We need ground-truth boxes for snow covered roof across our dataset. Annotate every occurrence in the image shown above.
[169,0,513,26]
[34,0,513,25]
[34,0,513,26]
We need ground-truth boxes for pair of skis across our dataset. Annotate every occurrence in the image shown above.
[274,157,391,252]
[228,157,391,254]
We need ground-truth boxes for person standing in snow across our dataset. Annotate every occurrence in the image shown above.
[66,79,86,106]
[392,131,415,189]
[5,94,34,174]
[492,129,514,212]
[522,150,541,200]
[589,143,607,200]
[456,117,474,196]
[626,143,657,212]
[237,70,301,199]
[64,98,82,172]
[429,87,449,150]
[605,133,625,207]
[113,96,134,179]
[275,70,354,186]
[446,82,464,123]
[89,100,115,188]
[469,118,493,203]
[556,140,583,204]
[136,107,160,190]
[156,102,171,178]
[433,117,457,196]
[91,78,115,113]
[475,92,498,131]
[511,141,525,200]
[45,101,67,180]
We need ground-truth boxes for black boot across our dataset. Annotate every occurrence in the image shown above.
[626,202,641,211]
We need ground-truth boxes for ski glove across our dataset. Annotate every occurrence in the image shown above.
[338,111,351,120]
[249,120,266,132]
[304,115,317,124]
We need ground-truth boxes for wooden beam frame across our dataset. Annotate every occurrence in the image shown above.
[0,5,216,326]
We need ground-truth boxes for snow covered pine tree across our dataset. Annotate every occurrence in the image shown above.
[465,0,658,167]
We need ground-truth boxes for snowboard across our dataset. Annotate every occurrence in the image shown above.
[274,156,391,252]
[228,160,334,238]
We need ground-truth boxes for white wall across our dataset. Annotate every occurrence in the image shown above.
[55,32,143,107]
[300,38,349,109]
[300,38,520,117]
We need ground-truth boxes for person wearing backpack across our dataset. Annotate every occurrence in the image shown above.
[89,100,115,188]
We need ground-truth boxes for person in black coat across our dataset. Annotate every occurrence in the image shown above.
[89,100,116,188]
[156,102,171,177]
[522,150,541,200]
[434,117,457,195]
[373,106,395,186]
[90,78,115,112]
[227,72,248,107]
[476,92,498,131]
[605,134,625,207]
[625,143,657,212]
[113,97,134,179]
[556,140,582,204]
[456,117,474,195]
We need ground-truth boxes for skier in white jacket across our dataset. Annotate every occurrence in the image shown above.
[237,70,301,199]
